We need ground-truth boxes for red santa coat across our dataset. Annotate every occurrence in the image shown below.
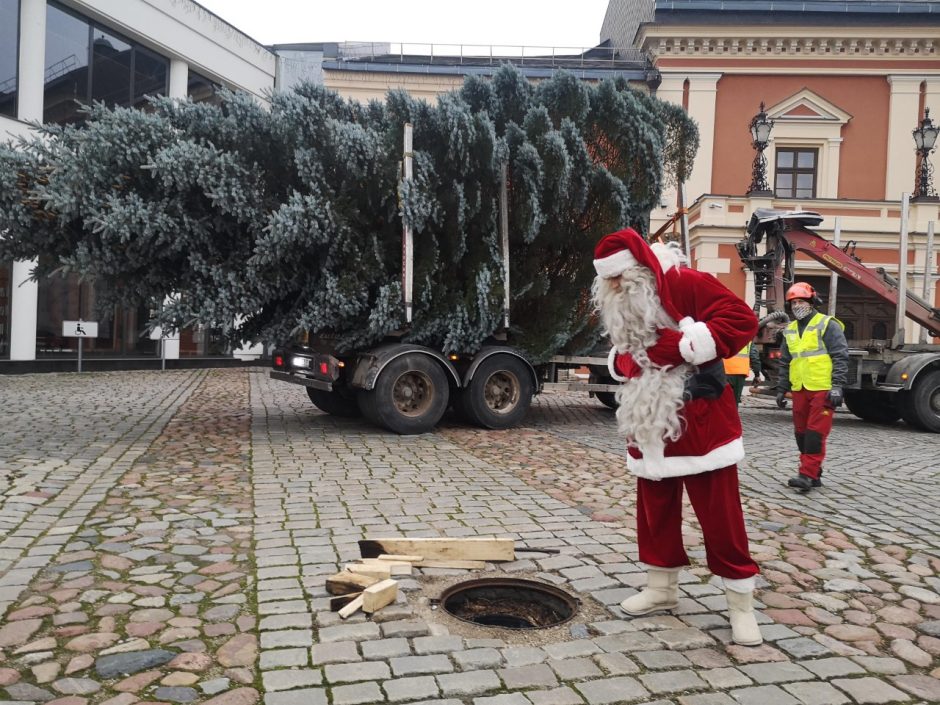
[609,266,758,480]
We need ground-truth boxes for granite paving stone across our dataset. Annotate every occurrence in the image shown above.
[3,363,939,705]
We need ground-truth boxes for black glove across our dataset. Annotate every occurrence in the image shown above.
[751,373,763,388]
[827,387,844,408]
[776,391,788,409]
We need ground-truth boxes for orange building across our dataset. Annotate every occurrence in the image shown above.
[601,0,940,343]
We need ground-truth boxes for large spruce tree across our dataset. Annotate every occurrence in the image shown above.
[0,66,697,361]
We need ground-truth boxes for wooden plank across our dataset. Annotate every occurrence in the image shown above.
[345,563,392,579]
[362,579,398,614]
[360,537,514,562]
[360,559,412,576]
[414,559,486,570]
[378,554,424,563]
[326,571,381,596]
[330,592,361,611]
[338,595,363,619]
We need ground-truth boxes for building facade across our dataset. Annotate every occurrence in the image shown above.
[1,0,276,364]
[603,0,940,343]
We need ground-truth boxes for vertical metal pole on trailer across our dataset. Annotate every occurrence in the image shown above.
[828,217,841,318]
[500,163,510,329]
[921,220,936,344]
[894,193,910,348]
[402,123,414,324]
[679,183,691,259]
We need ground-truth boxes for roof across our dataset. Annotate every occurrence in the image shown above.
[653,0,940,25]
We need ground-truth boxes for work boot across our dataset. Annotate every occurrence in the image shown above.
[619,568,679,615]
[813,471,823,488]
[787,474,813,493]
[725,588,763,646]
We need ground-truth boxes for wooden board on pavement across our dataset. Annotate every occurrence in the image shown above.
[362,579,398,614]
[360,537,514,562]
[326,571,381,596]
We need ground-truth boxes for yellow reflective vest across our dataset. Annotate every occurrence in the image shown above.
[783,312,844,391]
[723,343,751,376]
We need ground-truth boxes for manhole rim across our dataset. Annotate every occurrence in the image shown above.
[437,576,581,631]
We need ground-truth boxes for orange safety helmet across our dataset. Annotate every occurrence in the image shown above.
[786,282,817,302]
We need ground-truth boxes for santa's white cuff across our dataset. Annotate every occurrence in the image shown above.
[607,347,629,382]
[677,318,717,365]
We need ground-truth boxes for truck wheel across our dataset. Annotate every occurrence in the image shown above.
[898,369,940,433]
[358,354,449,434]
[306,387,361,418]
[457,355,534,429]
[843,390,899,425]
[594,391,618,409]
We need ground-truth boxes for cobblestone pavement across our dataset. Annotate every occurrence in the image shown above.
[1,368,938,705]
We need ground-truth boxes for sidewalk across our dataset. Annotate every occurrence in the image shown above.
[0,368,937,704]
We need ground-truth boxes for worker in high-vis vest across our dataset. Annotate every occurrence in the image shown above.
[775,282,849,493]
[723,343,752,405]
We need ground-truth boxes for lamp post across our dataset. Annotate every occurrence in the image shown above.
[747,102,774,197]
[913,107,940,202]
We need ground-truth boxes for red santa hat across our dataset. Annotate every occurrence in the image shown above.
[593,228,683,323]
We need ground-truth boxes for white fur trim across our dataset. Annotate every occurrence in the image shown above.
[628,437,745,480]
[723,576,756,593]
[607,347,629,382]
[677,320,717,365]
[650,241,685,272]
[594,249,638,278]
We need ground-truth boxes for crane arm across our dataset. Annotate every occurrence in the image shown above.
[739,215,940,337]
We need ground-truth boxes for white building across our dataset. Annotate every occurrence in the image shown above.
[1,0,276,366]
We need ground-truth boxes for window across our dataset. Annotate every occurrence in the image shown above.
[44,1,169,124]
[0,0,18,118]
[188,70,221,104]
[775,148,818,199]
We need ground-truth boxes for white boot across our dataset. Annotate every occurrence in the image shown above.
[619,568,679,615]
[725,588,763,646]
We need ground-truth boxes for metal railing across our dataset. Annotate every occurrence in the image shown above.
[332,41,650,69]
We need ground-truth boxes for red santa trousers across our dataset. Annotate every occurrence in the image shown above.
[790,389,834,480]
[636,465,759,580]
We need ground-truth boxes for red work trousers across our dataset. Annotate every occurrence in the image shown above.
[636,465,759,580]
[790,389,834,480]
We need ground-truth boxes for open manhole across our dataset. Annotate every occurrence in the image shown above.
[439,578,579,630]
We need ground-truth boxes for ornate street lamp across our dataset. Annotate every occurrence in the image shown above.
[913,107,940,202]
[747,102,774,197]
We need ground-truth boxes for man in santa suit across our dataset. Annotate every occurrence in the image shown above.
[592,227,762,646]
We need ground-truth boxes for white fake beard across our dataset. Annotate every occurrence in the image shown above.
[592,267,690,454]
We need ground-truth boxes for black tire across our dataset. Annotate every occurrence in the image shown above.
[897,369,940,433]
[594,391,619,409]
[306,386,361,418]
[357,354,449,434]
[457,355,534,429]
[843,389,900,424]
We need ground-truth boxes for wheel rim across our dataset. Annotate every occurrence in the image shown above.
[392,370,435,417]
[930,384,940,416]
[483,371,520,414]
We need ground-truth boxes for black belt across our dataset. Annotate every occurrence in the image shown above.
[683,360,728,401]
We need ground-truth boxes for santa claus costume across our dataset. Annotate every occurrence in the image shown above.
[592,228,762,646]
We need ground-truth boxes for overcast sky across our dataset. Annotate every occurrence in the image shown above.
[196,0,610,50]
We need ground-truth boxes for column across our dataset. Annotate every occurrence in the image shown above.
[885,76,923,201]
[9,0,46,360]
[684,73,721,206]
[169,58,188,100]
[649,74,686,232]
